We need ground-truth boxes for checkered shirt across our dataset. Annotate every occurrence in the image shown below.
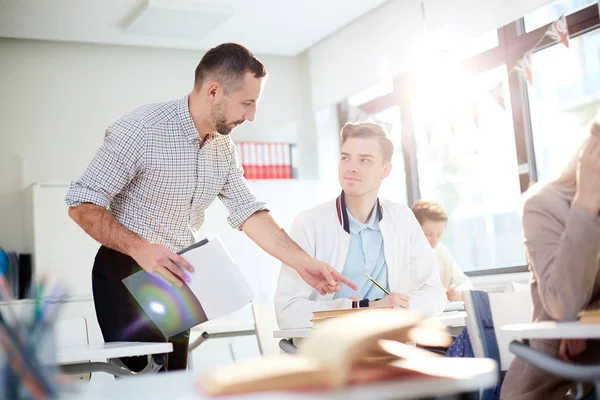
[65,95,268,251]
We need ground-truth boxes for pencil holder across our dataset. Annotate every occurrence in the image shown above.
[0,299,60,400]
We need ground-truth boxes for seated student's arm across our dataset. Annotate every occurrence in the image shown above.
[523,189,600,321]
[405,212,447,314]
[274,214,352,330]
[442,246,473,301]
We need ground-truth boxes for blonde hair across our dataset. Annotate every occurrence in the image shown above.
[411,200,448,225]
[340,122,394,163]
[552,118,600,190]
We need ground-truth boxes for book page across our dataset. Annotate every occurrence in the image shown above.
[299,309,422,376]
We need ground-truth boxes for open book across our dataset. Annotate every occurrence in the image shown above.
[197,309,453,395]
[122,235,254,338]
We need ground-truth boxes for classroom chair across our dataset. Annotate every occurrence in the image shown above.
[54,316,91,381]
[463,289,532,399]
[251,303,284,356]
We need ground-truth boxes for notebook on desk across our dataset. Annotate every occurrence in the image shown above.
[444,301,465,313]
[122,235,254,338]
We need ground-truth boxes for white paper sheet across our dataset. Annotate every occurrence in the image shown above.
[179,235,254,320]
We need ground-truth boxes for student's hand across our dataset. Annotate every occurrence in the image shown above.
[559,338,586,362]
[131,242,194,287]
[574,132,600,217]
[370,292,410,309]
[295,259,358,296]
[446,286,463,301]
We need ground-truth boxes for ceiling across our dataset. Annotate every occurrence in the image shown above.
[0,0,390,56]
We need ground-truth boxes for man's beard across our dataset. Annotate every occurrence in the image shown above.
[210,99,244,136]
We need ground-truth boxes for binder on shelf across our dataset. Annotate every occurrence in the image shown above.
[235,142,244,173]
[255,142,264,180]
[283,143,292,179]
[269,143,279,179]
[235,141,294,180]
[262,142,272,179]
[248,142,257,180]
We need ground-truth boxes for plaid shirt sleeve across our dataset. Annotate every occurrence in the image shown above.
[219,142,269,230]
[65,119,145,208]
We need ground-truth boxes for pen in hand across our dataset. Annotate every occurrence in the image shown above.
[365,273,390,296]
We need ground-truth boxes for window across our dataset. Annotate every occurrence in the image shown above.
[413,66,526,272]
[370,107,408,205]
[523,0,597,32]
[335,0,599,275]
[528,28,600,182]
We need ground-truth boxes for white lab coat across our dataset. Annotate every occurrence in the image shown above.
[274,197,446,329]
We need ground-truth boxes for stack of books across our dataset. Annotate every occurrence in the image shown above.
[310,306,393,326]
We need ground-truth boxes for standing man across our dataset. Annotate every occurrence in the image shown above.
[66,43,355,372]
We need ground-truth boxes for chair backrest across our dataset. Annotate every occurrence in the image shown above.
[464,290,532,371]
[251,303,282,356]
[488,290,532,370]
[53,317,91,381]
[464,291,487,359]
[54,316,90,348]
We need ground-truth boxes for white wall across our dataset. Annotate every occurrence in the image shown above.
[0,38,318,253]
[307,0,555,109]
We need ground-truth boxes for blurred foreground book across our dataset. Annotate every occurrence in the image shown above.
[197,308,454,396]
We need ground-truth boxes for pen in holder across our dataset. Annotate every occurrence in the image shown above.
[0,277,65,400]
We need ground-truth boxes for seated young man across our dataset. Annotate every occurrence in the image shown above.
[274,122,446,329]
[411,200,473,301]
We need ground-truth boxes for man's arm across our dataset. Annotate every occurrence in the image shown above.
[68,203,193,286]
[241,210,357,294]
[218,142,356,294]
[68,204,144,256]
[274,214,354,329]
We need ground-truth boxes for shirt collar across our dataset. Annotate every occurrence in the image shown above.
[336,191,383,234]
[347,205,381,234]
[177,95,201,145]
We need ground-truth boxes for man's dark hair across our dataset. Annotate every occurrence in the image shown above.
[194,43,267,94]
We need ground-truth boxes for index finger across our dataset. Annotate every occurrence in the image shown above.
[318,264,336,287]
[331,269,358,291]
[170,253,195,273]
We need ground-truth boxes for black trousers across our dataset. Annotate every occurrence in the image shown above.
[91,246,190,372]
